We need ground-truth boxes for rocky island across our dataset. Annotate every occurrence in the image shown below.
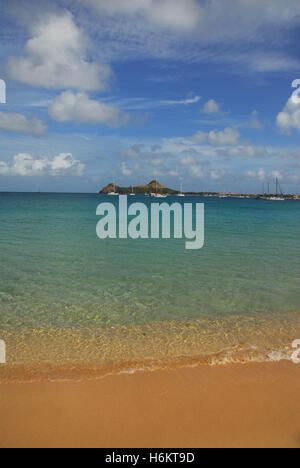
[99,180,179,195]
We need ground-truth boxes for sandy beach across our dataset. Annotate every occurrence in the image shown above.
[1,361,300,448]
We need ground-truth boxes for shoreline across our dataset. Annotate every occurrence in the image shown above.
[1,311,299,384]
[0,351,297,385]
[1,360,300,448]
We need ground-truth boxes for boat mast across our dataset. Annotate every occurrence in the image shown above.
[276,178,283,196]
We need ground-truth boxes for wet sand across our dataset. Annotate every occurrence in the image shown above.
[1,361,300,448]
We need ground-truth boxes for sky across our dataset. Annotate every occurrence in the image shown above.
[0,0,300,194]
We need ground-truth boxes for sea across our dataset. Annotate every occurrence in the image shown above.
[0,192,300,382]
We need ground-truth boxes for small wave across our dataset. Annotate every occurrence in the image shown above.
[0,344,296,385]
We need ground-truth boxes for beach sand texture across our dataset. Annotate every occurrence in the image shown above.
[1,361,300,448]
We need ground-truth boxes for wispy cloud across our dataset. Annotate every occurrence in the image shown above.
[100,95,201,111]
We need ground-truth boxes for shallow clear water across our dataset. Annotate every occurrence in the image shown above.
[0,193,300,380]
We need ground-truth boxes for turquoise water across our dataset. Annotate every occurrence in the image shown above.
[0,193,300,377]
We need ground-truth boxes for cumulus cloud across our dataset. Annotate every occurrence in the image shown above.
[7,11,111,91]
[202,99,223,115]
[49,91,130,126]
[0,112,47,135]
[226,145,261,158]
[120,162,133,176]
[245,168,266,181]
[277,97,300,133]
[0,153,84,177]
[189,127,240,146]
[189,164,205,178]
[245,168,283,182]
[191,131,207,143]
[208,127,240,145]
[180,155,197,166]
[245,110,264,130]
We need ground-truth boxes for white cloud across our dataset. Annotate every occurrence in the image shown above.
[85,0,203,32]
[227,145,260,158]
[111,95,201,110]
[161,95,201,106]
[245,168,266,181]
[82,0,300,38]
[180,155,197,166]
[168,170,179,177]
[277,97,300,133]
[151,158,164,167]
[210,169,227,180]
[189,164,205,178]
[245,110,264,130]
[190,127,240,147]
[202,99,223,115]
[191,131,207,143]
[120,162,132,177]
[119,145,145,160]
[245,168,284,182]
[208,127,240,145]
[49,91,130,126]
[270,170,283,180]
[0,153,84,177]
[257,168,266,181]
[71,0,300,73]
[7,12,111,91]
[0,112,47,135]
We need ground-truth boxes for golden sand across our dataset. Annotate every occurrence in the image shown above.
[1,361,300,448]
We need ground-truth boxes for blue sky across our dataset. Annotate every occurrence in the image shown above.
[0,0,300,193]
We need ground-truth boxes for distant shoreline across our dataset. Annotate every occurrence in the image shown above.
[1,191,299,199]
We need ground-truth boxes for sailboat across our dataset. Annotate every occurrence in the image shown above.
[177,182,185,197]
[108,182,119,196]
[130,185,136,196]
[267,178,285,201]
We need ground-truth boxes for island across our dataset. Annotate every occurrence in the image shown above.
[99,180,179,195]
